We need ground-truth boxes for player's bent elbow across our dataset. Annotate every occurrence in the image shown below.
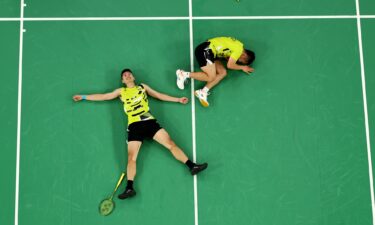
[226,65,234,70]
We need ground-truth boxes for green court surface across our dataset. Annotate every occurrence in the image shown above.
[0,22,19,225]
[361,0,375,15]
[24,0,188,17]
[363,19,375,176]
[19,20,193,225]
[193,19,372,225]
[193,0,355,16]
[0,0,19,17]
[1,1,375,225]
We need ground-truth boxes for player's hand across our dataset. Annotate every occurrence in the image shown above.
[242,66,254,74]
[179,97,189,104]
[73,95,83,101]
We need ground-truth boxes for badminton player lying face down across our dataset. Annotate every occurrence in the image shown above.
[73,69,208,199]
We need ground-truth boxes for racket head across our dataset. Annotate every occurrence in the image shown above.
[99,199,115,216]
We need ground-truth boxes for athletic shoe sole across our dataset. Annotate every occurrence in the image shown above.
[195,91,209,107]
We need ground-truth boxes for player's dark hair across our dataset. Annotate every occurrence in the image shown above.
[245,49,255,65]
[120,68,132,78]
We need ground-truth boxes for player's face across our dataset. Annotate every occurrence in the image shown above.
[238,52,249,65]
[122,72,135,84]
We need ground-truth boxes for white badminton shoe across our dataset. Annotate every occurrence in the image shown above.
[195,89,209,107]
[176,69,189,90]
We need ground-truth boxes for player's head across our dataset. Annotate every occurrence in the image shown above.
[238,49,255,65]
[121,68,135,85]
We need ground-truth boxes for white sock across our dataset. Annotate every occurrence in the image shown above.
[184,72,190,78]
[203,87,210,93]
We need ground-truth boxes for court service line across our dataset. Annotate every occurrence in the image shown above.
[0,18,20,21]
[355,0,375,224]
[361,15,375,19]
[194,15,357,20]
[23,16,189,21]
[14,1,25,225]
[188,2,199,225]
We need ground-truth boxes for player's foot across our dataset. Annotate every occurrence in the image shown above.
[195,89,209,107]
[190,163,208,175]
[118,188,136,199]
[176,69,189,90]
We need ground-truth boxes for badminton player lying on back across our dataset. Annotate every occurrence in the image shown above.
[73,69,208,199]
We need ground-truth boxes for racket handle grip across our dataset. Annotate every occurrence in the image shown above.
[114,172,126,192]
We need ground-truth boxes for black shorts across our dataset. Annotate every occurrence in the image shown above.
[195,41,215,67]
[127,119,162,142]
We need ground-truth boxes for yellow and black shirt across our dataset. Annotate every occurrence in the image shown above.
[208,37,244,60]
[120,85,154,125]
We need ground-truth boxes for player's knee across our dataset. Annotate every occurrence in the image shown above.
[207,75,215,82]
[127,153,136,163]
[204,71,216,82]
[219,70,227,77]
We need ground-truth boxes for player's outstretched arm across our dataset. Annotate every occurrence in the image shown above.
[142,83,188,104]
[73,88,122,102]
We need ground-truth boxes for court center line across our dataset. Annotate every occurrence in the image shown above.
[355,1,375,224]
[188,2,199,225]
[14,1,25,225]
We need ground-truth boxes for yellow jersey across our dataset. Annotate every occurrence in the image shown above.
[208,37,244,61]
[120,85,154,125]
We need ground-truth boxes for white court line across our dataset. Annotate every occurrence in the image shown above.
[23,16,189,21]
[355,0,375,224]
[188,2,199,225]
[0,18,20,21]
[194,15,356,20]
[14,1,25,225]
[1,15,375,22]
[361,15,375,19]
